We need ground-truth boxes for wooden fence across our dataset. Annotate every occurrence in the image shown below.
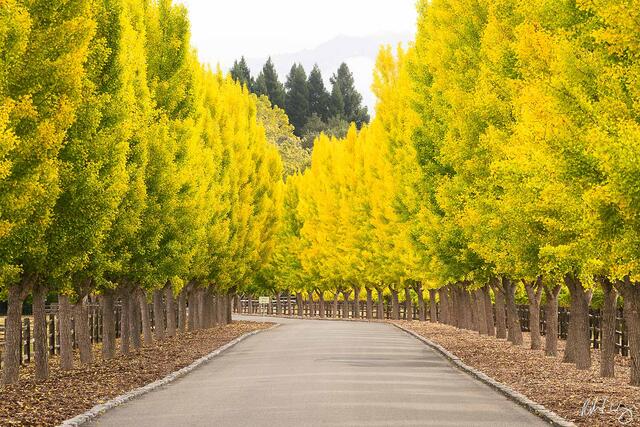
[238,296,631,356]
[0,300,181,369]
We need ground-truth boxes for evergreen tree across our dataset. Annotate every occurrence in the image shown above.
[230,56,253,89]
[330,80,345,119]
[254,57,286,109]
[284,63,309,135]
[330,63,370,128]
[307,64,330,121]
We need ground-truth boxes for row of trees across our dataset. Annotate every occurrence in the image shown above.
[261,0,640,387]
[230,58,370,142]
[0,0,283,384]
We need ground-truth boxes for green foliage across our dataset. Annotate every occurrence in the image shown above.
[254,57,286,109]
[300,114,349,150]
[284,64,309,136]
[230,56,254,89]
[255,95,310,176]
[307,64,330,121]
[330,63,370,128]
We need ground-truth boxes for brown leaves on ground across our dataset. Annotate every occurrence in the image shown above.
[0,321,272,426]
[394,321,640,427]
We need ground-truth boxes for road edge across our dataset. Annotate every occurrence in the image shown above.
[58,323,280,427]
[391,322,576,427]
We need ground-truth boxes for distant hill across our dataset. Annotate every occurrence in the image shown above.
[243,33,414,114]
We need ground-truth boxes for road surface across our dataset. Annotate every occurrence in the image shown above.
[89,316,549,426]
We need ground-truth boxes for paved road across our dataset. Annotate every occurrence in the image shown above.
[90,316,549,426]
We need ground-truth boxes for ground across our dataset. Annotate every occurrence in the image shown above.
[0,321,272,426]
[394,320,640,427]
[88,316,547,427]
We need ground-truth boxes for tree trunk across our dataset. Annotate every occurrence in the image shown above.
[296,292,303,317]
[59,295,74,370]
[342,291,352,319]
[33,284,49,381]
[563,275,592,370]
[276,294,282,316]
[366,288,373,320]
[620,279,640,386]
[130,291,141,350]
[600,278,617,378]
[415,284,425,322]
[466,288,477,331]
[453,286,463,328]
[2,283,30,384]
[332,293,339,318]
[492,280,507,339]
[544,284,561,356]
[439,288,449,324]
[375,287,384,320]
[188,289,197,331]
[482,285,495,336]
[404,288,412,321]
[226,294,232,324]
[318,292,326,318]
[178,288,187,333]
[427,289,436,323]
[120,289,131,355]
[247,294,254,315]
[474,289,488,335]
[165,285,177,337]
[524,277,543,350]
[197,289,206,328]
[391,289,399,320]
[153,289,165,340]
[74,297,93,364]
[353,287,360,319]
[288,292,294,316]
[217,293,225,325]
[503,277,523,345]
[101,292,116,360]
[139,291,153,345]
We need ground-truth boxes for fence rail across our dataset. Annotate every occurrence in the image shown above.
[0,298,190,369]
[238,296,630,357]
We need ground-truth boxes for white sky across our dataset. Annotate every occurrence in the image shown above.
[176,0,418,70]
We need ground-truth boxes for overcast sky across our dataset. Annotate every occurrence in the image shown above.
[175,0,418,73]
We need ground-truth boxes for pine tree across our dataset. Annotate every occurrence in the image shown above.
[230,56,254,89]
[307,64,330,121]
[284,63,309,135]
[254,57,286,109]
[330,80,345,119]
[330,63,370,128]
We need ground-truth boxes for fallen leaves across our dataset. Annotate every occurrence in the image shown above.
[0,321,272,426]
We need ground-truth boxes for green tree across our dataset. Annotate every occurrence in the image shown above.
[254,57,286,109]
[300,113,349,150]
[256,95,310,176]
[307,64,330,121]
[230,56,254,89]
[284,63,309,135]
[330,63,370,128]
[0,0,95,385]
